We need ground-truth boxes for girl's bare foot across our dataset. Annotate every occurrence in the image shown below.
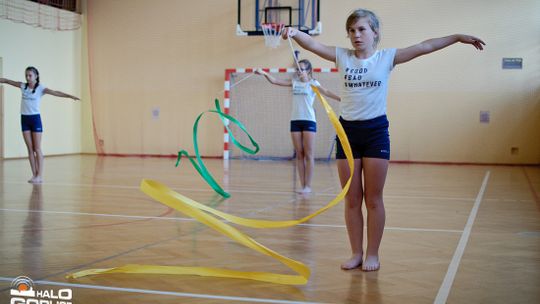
[341,253,363,270]
[362,255,380,272]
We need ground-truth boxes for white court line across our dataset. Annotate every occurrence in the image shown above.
[0,208,462,233]
[434,171,490,304]
[299,223,463,233]
[0,208,190,222]
[2,180,141,189]
[2,180,475,202]
[0,277,325,304]
[317,185,337,195]
[242,198,297,217]
[3,180,298,196]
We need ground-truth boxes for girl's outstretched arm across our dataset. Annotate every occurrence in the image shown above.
[0,78,23,88]
[283,28,336,62]
[394,34,485,66]
[44,88,80,100]
[317,85,341,102]
[254,69,291,87]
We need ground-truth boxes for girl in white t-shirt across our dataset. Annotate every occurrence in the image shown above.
[255,60,340,193]
[284,9,485,271]
[0,66,80,183]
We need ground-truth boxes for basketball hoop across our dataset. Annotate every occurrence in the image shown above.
[261,23,285,48]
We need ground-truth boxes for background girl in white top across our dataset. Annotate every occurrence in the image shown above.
[0,66,80,183]
[284,9,485,271]
[255,59,340,193]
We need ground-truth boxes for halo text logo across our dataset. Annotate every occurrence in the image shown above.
[10,276,73,304]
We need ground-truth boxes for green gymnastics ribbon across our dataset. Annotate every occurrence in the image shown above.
[176,99,259,198]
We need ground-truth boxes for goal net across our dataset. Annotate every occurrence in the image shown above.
[225,68,341,160]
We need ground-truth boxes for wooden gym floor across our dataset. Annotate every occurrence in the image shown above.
[0,155,539,303]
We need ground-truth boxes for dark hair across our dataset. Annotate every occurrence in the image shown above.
[24,66,40,94]
[298,59,313,77]
[346,9,381,46]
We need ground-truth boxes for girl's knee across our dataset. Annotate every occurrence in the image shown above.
[345,193,363,208]
[304,150,314,161]
[364,197,383,210]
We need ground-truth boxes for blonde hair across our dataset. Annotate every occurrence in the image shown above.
[346,9,381,46]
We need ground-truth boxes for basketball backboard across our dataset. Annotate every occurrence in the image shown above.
[236,0,321,36]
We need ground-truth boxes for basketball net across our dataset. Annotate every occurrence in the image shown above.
[261,23,285,48]
[262,25,303,73]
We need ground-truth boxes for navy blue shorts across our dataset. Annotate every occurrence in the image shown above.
[290,120,317,132]
[335,115,390,160]
[21,114,43,132]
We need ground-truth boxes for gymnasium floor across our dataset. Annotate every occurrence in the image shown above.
[0,155,539,303]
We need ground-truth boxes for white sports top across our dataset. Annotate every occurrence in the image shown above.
[20,83,46,115]
[291,79,320,122]
[335,47,396,120]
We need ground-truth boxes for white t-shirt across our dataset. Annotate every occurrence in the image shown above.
[335,47,396,120]
[20,83,46,115]
[291,79,320,122]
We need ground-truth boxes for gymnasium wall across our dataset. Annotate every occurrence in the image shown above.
[85,0,539,164]
[0,17,84,158]
[80,0,96,154]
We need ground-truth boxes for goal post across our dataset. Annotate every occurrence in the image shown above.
[223,68,340,160]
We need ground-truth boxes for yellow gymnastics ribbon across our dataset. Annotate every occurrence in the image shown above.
[68,87,353,285]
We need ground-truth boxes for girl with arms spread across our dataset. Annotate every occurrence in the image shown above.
[1,66,80,183]
[255,60,340,193]
[283,9,484,271]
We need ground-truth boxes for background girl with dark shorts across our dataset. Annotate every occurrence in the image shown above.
[255,60,340,193]
[21,114,43,133]
[0,66,80,183]
[290,119,317,133]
